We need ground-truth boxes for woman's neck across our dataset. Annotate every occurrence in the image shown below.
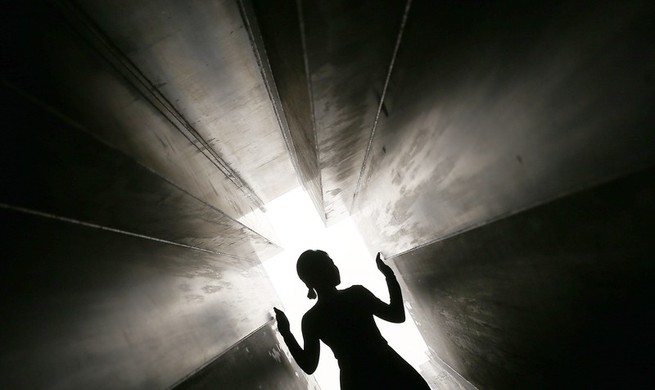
[316,286,338,301]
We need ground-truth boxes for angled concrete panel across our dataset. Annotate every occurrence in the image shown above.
[72,0,300,204]
[302,0,407,223]
[391,168,655,388]
[250,0,324,221]
[0,209,281,389]
[353,0,655,255]
[1,0,276,240]
[0,84,279,260]
[173,321,319,390]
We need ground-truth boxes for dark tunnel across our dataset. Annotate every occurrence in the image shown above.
[1,0,654,389]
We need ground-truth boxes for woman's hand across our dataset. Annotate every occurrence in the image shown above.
[273,307,290,335]
[376,252,395,279]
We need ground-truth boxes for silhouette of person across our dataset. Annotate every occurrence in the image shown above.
[274,250,430,389]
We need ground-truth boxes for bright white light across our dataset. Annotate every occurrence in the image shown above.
[262,187,430,390]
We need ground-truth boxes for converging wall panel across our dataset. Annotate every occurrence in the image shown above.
[1,209,279,389]
[353,0,655,256]
[392,168,655,388]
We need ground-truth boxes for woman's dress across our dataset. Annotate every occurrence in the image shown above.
[303,285,430,390]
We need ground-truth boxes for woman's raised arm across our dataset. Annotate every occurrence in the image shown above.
[273,308,320,374]
[373,252,406,323]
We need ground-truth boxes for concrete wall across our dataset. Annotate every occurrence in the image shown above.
[0,76,281,388]
[391,167,655,388]
[1,2,286,388]
[249,0,325,221]
[69,0,302,207]
[0,85,278,260]
[3,1,654,388]
[301,0,407,224]
[352,0,655,256]
[1,206,279,389]
[1,0,302,240]
[173,321,319,390]
[346,4,655,384]
[249,0,410,225]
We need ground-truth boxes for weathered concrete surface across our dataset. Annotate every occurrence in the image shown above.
[353,0,655,255]
[72,0,301,204]
[1,0,278,239]
[391,167,655,388]
[302,0,407,223]
[1,4,287,388]
[173,321,320,390]
[0,208,281,389]
[0,84,279,260]
[3,1,654,389]
[250,0,324,220]
[418,357,475,390]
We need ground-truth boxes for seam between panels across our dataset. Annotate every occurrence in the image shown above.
[0,202,253,259]
[0,79,280,251]
[52,0,266,210]
[351,0,413,211]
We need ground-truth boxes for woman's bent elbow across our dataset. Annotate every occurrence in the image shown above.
[300,362,317,375]
[391,311,406,323]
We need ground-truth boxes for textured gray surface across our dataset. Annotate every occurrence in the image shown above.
[1,0,281,239]
[1,2,287,388]
[392,168,655,388]
[418,357,475,390]
[72,0,301,205]
[250,0,324,220]
[0,208,281,389]
[2,0,654,388]
[302,0,407,224]
[353,0,655,256]
[173,321,319,390]
[0,84,279,260]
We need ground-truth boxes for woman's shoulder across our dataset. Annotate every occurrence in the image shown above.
[345,284,369,295]
[341,285,376,302]
[303,303,321,322]
[344,285,378,305]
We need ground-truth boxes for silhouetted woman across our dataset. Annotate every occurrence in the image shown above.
[274,250,430,389]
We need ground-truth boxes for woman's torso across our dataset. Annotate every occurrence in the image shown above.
[304,285,387,362]
[303,285,430,389]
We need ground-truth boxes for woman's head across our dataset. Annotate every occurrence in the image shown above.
[297,250,340,299]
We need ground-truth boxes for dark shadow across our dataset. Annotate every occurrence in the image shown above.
[274,250,429,389]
